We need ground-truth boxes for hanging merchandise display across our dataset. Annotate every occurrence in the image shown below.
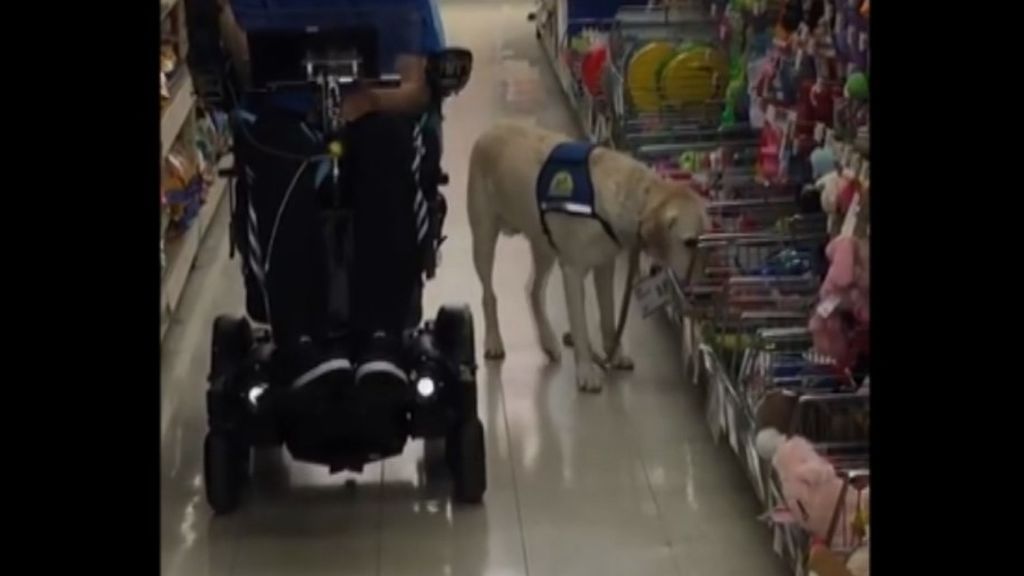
[162,144,204,235]
[581,42,610,96]
[535,3,869,574]
[160,42,179,110]
[161,0,233,340]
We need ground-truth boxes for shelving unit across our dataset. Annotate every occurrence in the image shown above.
[160,165,229,340]
[534,2,870,575]
[160,0,182,22]
[161,70,195,159]
[160,0,230,341]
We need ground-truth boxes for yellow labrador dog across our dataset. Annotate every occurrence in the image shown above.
[468,121,708,392]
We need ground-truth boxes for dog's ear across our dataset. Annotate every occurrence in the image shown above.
[639,185,679,258]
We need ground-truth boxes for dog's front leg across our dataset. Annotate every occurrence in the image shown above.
[594,260,635,371]
[561,265,603,393]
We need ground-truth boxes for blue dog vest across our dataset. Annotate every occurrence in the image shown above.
[536,142,619,250]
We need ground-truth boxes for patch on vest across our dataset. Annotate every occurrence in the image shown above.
[535,141,621,250]
[549,170,575,198]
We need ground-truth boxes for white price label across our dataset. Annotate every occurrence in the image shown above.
[850,153,863,175]
[725,401,739,453]
[718,387,729,434]
[814,122,826,143]
[817,295,842,318]
[786,110,799,130]
[634,269,674,318]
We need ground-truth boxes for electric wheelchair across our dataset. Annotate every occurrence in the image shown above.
[186,2,483,516]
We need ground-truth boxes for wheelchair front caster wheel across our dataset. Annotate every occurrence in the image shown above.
[204,433,249,515]
[450,418,486,504]
[435,304,476,367]
[210,315,253,381]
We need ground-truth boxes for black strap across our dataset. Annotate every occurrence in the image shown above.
[540,211,619,253]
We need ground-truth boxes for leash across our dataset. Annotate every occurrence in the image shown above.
[605,244,640,367]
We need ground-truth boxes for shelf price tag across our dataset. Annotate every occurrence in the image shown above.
[849,153,862,175]
[725,398,739,453]
[814,122,827,144]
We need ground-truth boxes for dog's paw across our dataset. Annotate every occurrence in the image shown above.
[483,335,506,361]
[604,352,635,371]
[539,330,562,362]
[575,362,605,393]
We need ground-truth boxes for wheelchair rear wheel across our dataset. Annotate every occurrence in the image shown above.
[204,432,250,515]
[450,417,486,504]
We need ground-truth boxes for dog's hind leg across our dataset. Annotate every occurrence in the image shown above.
[472,218,505,360]
[594,259,635,371]
[528,241,560,362]
[561,265,604,393]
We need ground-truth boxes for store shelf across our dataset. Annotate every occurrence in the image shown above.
[161,0,182,21]
[160,170,229,341]
[161,70,195,159]
[536,18,588,139]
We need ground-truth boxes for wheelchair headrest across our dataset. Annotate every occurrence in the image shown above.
[428,48,473,99]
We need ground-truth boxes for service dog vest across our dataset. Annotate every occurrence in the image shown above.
[536,141,619,251]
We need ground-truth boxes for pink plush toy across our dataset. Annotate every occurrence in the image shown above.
[810,191,869,366]
[756,432,869,549]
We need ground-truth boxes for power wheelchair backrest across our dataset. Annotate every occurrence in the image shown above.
[210,12,473,347]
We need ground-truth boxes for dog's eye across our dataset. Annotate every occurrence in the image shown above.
[683,237,698,249]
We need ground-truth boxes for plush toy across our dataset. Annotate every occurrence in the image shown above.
[844,72,869,102]
[756,431,869,548]
[809,187,869,367]
[846,544,870,576]
[810,147,837,181]
[754,387,870,550]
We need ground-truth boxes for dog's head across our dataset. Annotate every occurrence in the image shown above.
[639,179,709,284]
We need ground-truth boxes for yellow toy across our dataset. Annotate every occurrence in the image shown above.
[626,41,676,113]
[659,45,728,108]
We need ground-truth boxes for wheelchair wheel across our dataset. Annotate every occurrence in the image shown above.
[450,418,486,504]
[204,432,250,515]
[210,315,253,381]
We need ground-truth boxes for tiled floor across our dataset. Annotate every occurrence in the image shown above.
[160,2,790,575]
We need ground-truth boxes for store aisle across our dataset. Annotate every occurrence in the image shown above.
[160,2,788,575]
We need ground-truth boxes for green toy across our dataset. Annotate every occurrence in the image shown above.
[845,72,869,101]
